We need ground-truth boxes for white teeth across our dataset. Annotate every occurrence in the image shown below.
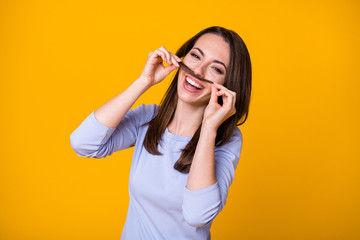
[186,77,203,89]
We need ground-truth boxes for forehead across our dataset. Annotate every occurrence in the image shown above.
[193,33,230,67]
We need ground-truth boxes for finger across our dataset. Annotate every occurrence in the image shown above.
[218,90,236,110]
[212,82,223,91]
[215,90,232,98]
[145,52,162,70]
[154,49,169,64]
[170,52,182,62]
[209,84,219,104]
[168,54,179,67]
[226,96,237,116]
[159,46,172,65]
[170,53,180,67]
[228,89,236,99]
[214,86,237,116]
[219,90,231,104]
[215,90,225,96]
[213,83,236,98]
[222,91,236,109]
[163,64,179,76]
[213,82,231,92]
[174,54,182,62]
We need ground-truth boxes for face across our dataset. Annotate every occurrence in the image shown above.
[177,33,230,106]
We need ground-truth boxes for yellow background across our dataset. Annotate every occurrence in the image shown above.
[1,0,359,239]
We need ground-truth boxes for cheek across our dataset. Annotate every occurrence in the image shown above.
[177,71,185,86]
[213,76,226,86]
[182,55,198,69]
[182,54,192,63]
[201,87,213,101]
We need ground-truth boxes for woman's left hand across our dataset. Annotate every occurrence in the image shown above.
[203,83,236,131]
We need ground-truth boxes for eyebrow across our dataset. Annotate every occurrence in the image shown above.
[193,47,228,70]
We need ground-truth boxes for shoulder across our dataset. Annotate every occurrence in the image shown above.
[129,103,159,125]
[229,127,243,144]
[217,127,243,152]
[215,127,243,167]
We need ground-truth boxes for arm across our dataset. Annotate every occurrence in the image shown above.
[183,83,239,227]
[93,77,151,129]
[70,47,181,157]
[186,83,237,190]
[94,47,181,128]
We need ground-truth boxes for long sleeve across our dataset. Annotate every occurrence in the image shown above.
[182,127,243,227]
[70,103,158,158]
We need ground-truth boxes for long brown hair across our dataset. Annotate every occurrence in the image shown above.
[143,26,252,173]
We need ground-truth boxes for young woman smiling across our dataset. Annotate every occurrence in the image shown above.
[70,26,252,240]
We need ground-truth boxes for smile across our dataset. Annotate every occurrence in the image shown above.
[179,62,214,84]
[185,76,205,90]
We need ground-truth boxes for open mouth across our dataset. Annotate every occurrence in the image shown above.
[185,76,205,90]
[179,62,214,83]
[179,62,213,84]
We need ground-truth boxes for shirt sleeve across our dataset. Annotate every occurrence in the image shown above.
[70,103,158,158]
[182,127,243,227]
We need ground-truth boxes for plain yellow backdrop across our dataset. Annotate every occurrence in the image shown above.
[1,0,359,239]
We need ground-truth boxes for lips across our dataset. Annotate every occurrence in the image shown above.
[183,75,205,92]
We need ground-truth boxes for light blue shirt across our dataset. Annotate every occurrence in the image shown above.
[70,104,243,240]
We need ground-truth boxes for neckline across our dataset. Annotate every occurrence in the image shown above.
[165,128,192,142]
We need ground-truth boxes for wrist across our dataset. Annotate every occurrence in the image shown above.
[200,122,218,137]
[202,119,220,132]
[135,76,153,89]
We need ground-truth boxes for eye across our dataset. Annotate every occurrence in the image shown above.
[213,67,223,74]
[191,53,200,60]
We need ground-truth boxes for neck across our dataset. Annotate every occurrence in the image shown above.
[168,101,206,137]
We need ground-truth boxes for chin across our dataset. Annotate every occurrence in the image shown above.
[177,89,210,107]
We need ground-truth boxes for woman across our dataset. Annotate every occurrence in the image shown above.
[70,26,251,240]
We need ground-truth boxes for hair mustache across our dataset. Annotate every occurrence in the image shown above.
[178,62,214,84]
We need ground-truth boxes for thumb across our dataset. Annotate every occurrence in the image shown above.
[209,84,219,104]
[163,64,178,76]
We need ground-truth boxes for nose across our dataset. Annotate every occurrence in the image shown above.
[192,63,206,79]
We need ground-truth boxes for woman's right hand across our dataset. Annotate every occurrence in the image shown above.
[139,46,182,87]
